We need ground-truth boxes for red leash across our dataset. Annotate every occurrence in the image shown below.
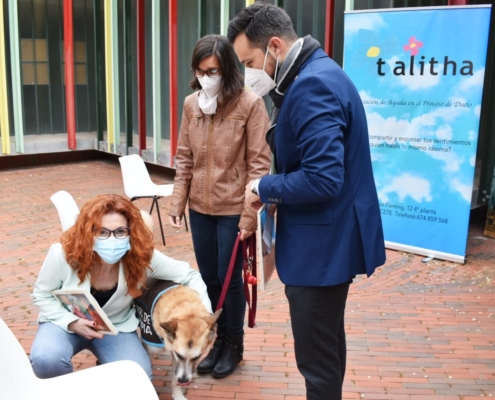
[216,233,257,328]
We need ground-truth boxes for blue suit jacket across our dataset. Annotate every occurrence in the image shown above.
[259,48,386,286]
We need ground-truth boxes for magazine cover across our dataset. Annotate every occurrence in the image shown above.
[256,204,276,291]
[52,289,118,335]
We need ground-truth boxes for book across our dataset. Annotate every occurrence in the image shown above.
[52,289,118,335]
[256,204,277,292]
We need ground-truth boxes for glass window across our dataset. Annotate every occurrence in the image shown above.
[21,39,34,61]
[61,41,88,86]
[283,0,326,45]
[22,63,35,85]
[76,64,87,85]
[21,39,49,85]
[36,62,49,84]
[75,41,86,63]
[35,39,48,61]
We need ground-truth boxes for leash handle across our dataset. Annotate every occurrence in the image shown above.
[242,234,257,328]
[216,235,241,312]
[216,233,257,328]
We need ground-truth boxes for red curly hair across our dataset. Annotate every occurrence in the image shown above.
[60,194,154,297]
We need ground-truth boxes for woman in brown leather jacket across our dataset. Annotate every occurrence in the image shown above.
[168,35,271,379]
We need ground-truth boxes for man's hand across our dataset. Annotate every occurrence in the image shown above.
[68,319,104,340]
[245,181,262,211]
[169,215,183,229]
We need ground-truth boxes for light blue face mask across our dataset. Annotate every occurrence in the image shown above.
[93,237,131,264]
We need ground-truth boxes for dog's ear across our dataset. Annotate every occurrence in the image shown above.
[160,319,178,340]
[205,309,222,330]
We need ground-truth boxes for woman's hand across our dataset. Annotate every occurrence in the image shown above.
[240,229,254,241]
[68,318,104,340]
[169,215,183,228]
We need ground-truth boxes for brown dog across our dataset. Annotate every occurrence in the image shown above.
[155,286,221,399]
[140,285,221,400]
[138,210,221,399]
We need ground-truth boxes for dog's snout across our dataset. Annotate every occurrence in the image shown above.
[178,375,190,384]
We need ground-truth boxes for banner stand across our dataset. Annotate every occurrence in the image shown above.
[344,6,491,264]
[385,241,466,264]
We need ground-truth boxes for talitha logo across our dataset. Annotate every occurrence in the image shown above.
[376,36,473,76]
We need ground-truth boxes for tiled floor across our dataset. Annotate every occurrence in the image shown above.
[1,158,494,400]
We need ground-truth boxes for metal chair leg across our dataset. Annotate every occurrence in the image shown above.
[152,197,166,246]
[184,213,189,232]
[131,196,166,246]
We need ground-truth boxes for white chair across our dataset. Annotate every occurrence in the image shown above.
[50,190,80,231]
[0,317,159,400]
[119,154,188,246]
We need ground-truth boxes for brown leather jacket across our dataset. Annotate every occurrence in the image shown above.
[169,89,271,232]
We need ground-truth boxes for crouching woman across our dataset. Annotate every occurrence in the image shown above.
[30,194,212,379]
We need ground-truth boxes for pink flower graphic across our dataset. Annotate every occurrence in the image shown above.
[403,36,423,56]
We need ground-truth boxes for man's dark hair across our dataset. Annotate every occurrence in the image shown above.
[190,35,244,109]
[227,2,298,49]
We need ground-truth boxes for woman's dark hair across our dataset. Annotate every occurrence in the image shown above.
[190,35,244,112]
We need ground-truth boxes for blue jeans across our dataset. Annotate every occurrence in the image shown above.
[30,322,152,379]
[188,208,245,337]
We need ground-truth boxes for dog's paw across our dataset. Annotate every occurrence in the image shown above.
[172,386,187,400]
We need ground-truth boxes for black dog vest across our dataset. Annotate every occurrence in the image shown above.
[134,278,179,348]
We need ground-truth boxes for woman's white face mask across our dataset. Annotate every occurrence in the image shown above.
[244,47,279,97]
[197,76,222,115]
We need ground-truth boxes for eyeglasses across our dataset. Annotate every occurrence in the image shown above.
[95,227,130,240]
[191,68,221,78]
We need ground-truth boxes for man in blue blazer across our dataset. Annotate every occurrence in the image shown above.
[229,3,386,399]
